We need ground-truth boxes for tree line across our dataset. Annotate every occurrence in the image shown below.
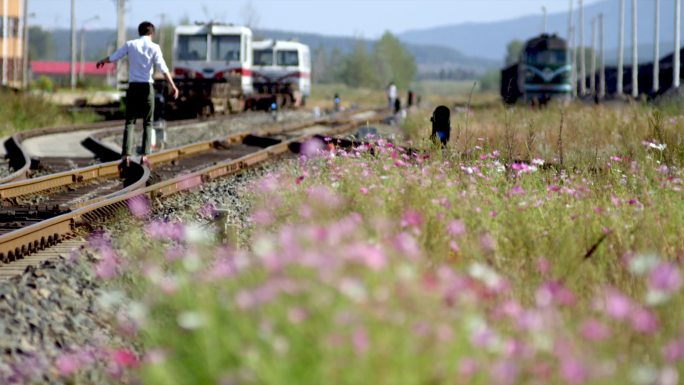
[311,32,417,88]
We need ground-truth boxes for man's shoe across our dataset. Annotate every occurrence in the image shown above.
[118,156,131,177]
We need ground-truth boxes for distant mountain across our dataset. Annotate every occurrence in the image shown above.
[400,0,684,65]
[40,28,498,77]
[255,28,498,75]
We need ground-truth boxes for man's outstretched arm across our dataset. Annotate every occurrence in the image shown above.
[97,43,128,68]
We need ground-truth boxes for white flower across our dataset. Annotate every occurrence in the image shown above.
[531,158,545,166]
[628,253,660,275]
[177,311,206,330]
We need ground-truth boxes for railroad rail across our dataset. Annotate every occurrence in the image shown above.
[0,111,382,276]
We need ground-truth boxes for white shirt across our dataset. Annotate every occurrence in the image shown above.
[388,85,397,99]
[109,35,169,83]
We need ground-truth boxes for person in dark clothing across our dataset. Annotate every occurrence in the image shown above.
[394,97,401,114]
[96,21,179,169]
[430,105,451,146]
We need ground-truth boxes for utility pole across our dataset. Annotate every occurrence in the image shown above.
[568,0,575,97]
[654,0,660,93]
[22,0,28,88]
[70,0,76,89]
[675,0,681,89]
[599,13,606,99]
[618,0,625,95]
[591,17,597,95]
[158,13,166,50]
[579,0,586,96]
[571,26,578,97]
[116,0,126,88]
[2,0,8,86]
[542,6,547,34]
[632,0,638,98]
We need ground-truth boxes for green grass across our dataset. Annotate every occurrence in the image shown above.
[0,91,100,136]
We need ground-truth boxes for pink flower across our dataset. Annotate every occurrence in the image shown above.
[56,354,80,376]
[447,219,466,237]
[602,288,632,320]
[112,349,138,368]
[449,240,460,253]
[560,358,588,385]
[400,209,423,228]
[300,138,325,157]
[630,307,659,334]
[536,257,550,274]
[352,328,369,354]
[509,186,525,195]
[479,233,495,252]
[458,357,478,378]
[580,319,611,342]
[199,202,218,219]
[127,195,151,219]
[649,262,682,293]
[492,360,519,385]
[359,187,369,194]
[663,338,684,363]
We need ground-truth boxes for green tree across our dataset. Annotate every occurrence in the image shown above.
[372,31,416,89]
[28,26,54,60]
[505,39,524,66]
[339,41,376,87]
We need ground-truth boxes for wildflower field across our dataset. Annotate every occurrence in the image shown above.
[68,103,684,384]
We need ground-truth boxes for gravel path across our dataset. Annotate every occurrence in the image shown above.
[104,110,314,151]
[0,159,289,384]
[0,157,13,179]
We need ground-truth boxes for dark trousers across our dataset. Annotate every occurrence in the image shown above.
[123,82,155,156]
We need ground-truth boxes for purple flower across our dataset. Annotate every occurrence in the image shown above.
[560,358,588,385]
[580,319,611,342]
[447,219,466,237]
[127,195,151,219]
[649,262,682,293]
[601,288,632,320]
[400,209,423,228]
[630,307,659,334]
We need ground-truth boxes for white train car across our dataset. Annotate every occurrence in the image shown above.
[173,24,253,95]
[251,40,311,107]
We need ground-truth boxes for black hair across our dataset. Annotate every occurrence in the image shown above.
[430,105,451,145]
[138,21,155,36]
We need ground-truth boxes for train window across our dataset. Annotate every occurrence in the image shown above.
[527,50,567,66]
[253,50,273,66]
[276,50,299,66]
[213,35,242,62]
[177,34,208,61]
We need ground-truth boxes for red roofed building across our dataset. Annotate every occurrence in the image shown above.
[31,61,116,87]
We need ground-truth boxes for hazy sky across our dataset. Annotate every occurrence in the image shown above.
[29,0,602,37]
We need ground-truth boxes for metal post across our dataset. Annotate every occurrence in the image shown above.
[618,0,625,95]
[70,0,76,89]
[79,26,84,81]
[654,0,660,93]
[2,0,8,86]
[579,0,586,95]
[599,13,606,99]
[567,0,573,63]
[591,17,597,95]
[632,0,638,98]
[22,0,28,88]
[675,0,681,89]
[116,0,126,88]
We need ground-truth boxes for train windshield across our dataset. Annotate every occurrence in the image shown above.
[213,35,242,62]
[276,50,299,66]
[526,49,567,66]
[253,49,274,66]
[177,34,208,61]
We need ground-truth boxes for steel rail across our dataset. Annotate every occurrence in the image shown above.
[0,113,382,264]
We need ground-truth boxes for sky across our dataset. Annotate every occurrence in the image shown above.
[29,0,602,38]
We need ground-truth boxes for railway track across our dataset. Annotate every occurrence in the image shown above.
[0,111,382,278]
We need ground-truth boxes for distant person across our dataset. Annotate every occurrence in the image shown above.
[387,82,397,109]
[430,105,451,146]
[394,97,401,114]
[407,90,415,108]
[333,93,341,112]
[96,21,179,171]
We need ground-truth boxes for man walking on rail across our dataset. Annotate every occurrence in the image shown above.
[96,21,179,170]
